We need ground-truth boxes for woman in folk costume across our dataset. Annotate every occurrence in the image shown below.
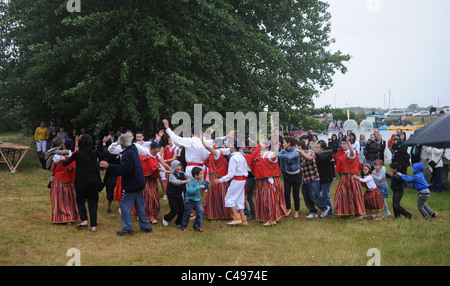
[201,136,232,220]
[133,141,170,223]
[333,136,366,218]
[247,140,287,226]
[49,138,80,224]
[353,163,385,220]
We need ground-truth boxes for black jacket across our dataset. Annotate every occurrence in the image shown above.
[107,144,145,193]
[316,149,334,184]
[364,140,380,161]
[386,172,404,193]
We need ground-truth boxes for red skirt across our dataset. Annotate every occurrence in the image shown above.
[203,173,232,219]
[133,177,160,221]
[333,173,366,216]
[50,178,80,223]
[254,176,288,223]
[113,176,123,201]
[363,188,385,211]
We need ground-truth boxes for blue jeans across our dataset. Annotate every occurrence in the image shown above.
[120,191,151,231]
[301,180,326,214]
[320,182,333,215]
[180,199,204,229]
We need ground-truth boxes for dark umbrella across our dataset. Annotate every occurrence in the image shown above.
[402,114,450,148]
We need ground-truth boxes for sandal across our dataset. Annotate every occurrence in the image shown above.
[77,224,88,228]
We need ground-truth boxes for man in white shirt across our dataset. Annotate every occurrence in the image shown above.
[163,119,211,179]
[214,140,248,225]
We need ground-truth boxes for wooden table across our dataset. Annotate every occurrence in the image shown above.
[0,142,30,173]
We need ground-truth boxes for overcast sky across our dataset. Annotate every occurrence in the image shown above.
[314,0,450,110]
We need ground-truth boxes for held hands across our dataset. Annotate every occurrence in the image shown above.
[213,179,221,184]
[99,161,109,169]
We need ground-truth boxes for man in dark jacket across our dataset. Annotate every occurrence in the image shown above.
[100,134,152,235]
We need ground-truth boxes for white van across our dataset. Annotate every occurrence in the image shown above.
[384,110,406,118]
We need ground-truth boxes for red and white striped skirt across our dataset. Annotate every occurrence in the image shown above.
[50,178,80,223]
[203,173,232,219]
[363,188,385,211]
[333,173,366,216]
[254,176,288,223]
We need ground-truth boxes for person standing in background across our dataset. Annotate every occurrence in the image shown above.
[35,121,49,158]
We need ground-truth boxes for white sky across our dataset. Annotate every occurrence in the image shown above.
[314,0,450,109]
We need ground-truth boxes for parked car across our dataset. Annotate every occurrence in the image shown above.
[384,110,406,118]
[413,110,430,117]
[444,108,450,115]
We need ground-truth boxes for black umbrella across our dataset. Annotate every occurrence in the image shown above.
[402,114,450,148]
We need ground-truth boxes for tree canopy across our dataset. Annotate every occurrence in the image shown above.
[0,0,350,133]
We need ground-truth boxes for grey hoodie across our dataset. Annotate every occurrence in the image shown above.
[168,160,187,186]
[372,166,387,188]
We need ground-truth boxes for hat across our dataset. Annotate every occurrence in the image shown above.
[362,163,372,170]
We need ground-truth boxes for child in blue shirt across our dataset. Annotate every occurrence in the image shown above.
[179,167,210,231]
[399,162,437,221]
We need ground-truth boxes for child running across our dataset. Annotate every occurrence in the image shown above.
[179,167,209,232]
[386,162,412,219]
[399,162,437,221]
[353,163,385,220]
[162,160,191,227]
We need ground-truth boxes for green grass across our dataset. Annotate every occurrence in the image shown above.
[0,132,449,266]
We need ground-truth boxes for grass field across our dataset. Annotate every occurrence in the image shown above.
[0,132,449,266]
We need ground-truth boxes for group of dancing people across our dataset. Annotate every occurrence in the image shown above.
[46,120,438,234]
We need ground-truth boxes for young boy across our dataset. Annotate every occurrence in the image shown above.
[385,162,412,219]
[399,162,437,221]
[162,160,191,227]
[179,167,209,231]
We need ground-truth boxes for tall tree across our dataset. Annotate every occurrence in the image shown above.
[0,0,350,132]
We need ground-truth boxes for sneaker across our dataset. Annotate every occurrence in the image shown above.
[227,219,242,225]
[117,229,134,236]
[139,227,153,233]
[262,221,277,227]
[106,209,111,214]
[162,217,169,227]
[193,227,203,232]
[179,226,187,231]
[306,213,318,219]
[431,213,438,219]
[320,206,330,218]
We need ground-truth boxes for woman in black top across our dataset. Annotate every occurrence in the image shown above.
[62,134,106,232]
[364,134,381,167]
[391,132,410,175]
